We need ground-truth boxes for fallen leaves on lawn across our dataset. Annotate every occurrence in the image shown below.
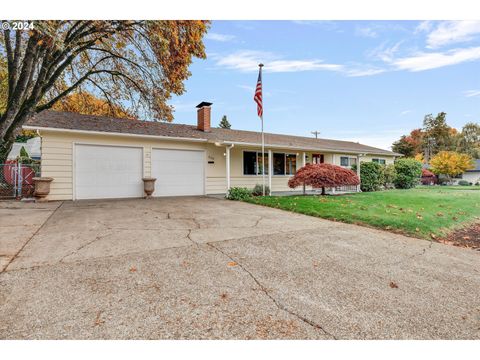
[430,233,437,240]
[436,212,444,217]
[389,281,399,289]
[416,213,423,220]
[415,227,420,232]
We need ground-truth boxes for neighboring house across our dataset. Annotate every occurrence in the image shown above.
[458,159,480,185]
[7,137,41,160]
[23,102,400,201]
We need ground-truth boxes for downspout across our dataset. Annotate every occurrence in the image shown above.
[225,144,234,194]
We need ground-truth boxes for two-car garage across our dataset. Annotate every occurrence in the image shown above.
[74,144,205,200]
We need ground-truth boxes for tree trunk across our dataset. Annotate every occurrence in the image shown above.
[0,135,16,164]
[321,186,326,195]
[0,110,34,163]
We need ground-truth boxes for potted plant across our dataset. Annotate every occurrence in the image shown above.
[33,177,54,202]
[142,177,156,199]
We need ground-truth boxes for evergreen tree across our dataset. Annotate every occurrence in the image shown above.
[219,115,231,129]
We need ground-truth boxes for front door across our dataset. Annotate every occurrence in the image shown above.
[312,154,324,164]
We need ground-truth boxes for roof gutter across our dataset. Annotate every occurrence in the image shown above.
[22,125,209,143]
[22,125,400,157]
[219,141,396,157]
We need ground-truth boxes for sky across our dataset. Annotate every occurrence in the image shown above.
[169,20,480,150]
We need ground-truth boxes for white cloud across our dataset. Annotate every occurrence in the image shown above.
[214,50,384,77]
[399,110,412,116]
[236,84,272,97]
[331,133,402,151]
[236,84,255,92]
[415,20,434,34]
[463,89,480,97]
[367,41,403,62]
[205,32,235,42]
[344,67,385,77]
[425,21,480,48]
[355,26,378,38]
[391,46,480,71]
[215,50,343,73]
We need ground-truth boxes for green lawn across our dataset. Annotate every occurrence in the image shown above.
[246,187,480,239]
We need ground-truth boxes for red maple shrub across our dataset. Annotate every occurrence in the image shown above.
[421,168,437,185]
[288,163,360,195]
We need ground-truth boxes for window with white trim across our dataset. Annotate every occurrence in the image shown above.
[243,151,269,175]
[372,158,386,165]
[244,151,296,176]
[272,152,297,175]
[340,156,357,167]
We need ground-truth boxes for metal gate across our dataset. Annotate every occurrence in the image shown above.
[0,162,37,199]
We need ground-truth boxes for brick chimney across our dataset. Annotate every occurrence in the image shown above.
[196,101,212,132]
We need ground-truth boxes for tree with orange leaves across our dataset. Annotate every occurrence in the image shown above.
[52,92,134,119]
[0,20,209,161]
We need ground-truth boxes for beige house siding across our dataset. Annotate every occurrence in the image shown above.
[38,130,396,200]
[458,172,480,184]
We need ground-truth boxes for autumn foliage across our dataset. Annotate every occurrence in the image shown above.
[430,151,475,179]
[288,163,360,193]
[52,92,134,119]
[421,168,437,185]
[0,20,209,161]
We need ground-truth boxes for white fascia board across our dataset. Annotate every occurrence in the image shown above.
[22,125,209,143]
[219,140,395,157]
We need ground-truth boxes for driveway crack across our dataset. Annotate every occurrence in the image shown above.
[59,232,111,263]
[1,201,64,274]
[253,216,264,228]
[186,229,200,248]
[206,242,337,339]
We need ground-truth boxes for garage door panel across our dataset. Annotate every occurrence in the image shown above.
[75,145,143,200]
[152,149,204,196]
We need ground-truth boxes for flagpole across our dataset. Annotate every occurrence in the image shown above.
[259,64,265,196]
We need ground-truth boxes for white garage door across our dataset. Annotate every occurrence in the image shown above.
[75,144,143,200]
[151,149,204,196]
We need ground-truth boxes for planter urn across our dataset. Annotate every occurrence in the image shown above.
[142,177,157,199]
[33,177,53,202]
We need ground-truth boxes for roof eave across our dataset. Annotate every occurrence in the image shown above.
[22,125,209,143]
[217,140,397,157]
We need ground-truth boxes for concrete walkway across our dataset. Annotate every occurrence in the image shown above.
[0,197,479,339]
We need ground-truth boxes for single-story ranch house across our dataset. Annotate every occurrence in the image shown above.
[24,102,400,201]
[458,159,480,185]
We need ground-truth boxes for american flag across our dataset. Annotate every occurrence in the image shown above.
[254,65,263,118]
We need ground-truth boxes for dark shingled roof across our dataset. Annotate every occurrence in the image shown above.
[26,111,400,156]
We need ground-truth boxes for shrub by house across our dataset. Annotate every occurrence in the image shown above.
[351,162,384,192]
[393,158,422,189]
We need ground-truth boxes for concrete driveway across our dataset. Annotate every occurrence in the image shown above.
[0,197,479,339]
